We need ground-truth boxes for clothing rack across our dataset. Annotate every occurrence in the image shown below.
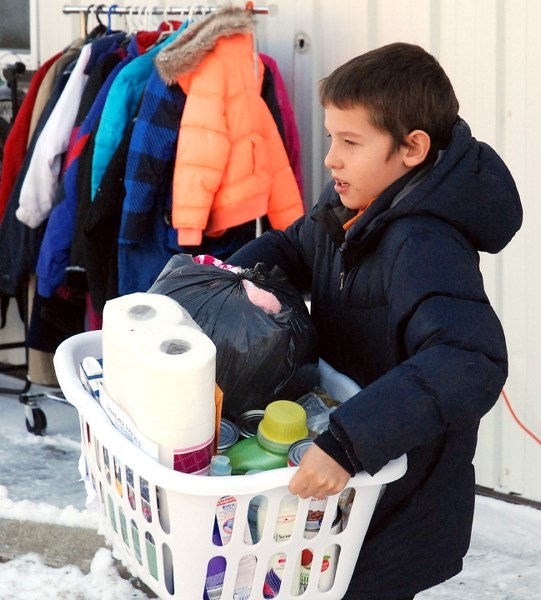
[0,59,31,395]
[2,2,284,403]
[0,288,31,396]
[62,3,277,17]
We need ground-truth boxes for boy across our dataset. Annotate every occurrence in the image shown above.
[229,43,523,599]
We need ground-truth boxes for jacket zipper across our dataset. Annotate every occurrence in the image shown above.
[339,242,347,290]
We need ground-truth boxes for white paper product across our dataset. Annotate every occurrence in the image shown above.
[79,356,103,399]
[102,292,198,409]
[102,291,196,334]
[97,384,160,461]
[102,323,217,475]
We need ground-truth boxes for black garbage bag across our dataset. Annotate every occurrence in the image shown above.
[148,254,319,419]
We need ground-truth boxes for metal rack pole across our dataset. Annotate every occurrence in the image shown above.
[62,3,277,16]
[0,286,31,396]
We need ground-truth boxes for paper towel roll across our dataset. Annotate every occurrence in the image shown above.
[103,323,217,474]
[102,292,195,334]
[102,292,198,410]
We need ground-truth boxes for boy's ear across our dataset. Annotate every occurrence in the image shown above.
[402,130,431,167]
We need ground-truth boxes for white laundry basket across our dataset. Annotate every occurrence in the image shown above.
[54,330,407,600]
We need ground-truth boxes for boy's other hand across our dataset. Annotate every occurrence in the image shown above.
[288,444,351,498]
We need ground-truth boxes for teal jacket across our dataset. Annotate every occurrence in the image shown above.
[90,25,185,200]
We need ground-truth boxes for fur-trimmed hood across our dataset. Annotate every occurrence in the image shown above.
[155,6,255,85]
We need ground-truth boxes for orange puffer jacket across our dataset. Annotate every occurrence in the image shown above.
[156,8,304,246]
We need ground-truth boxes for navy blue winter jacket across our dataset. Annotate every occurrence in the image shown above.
[228,119,523,599]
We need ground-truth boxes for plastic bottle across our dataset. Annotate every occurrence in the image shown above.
[297,509,342,594]
[258,493,299,598]
[205,456,259,600]
[209,454,232,476]
[224,401,308,475]
[204,457,233,600]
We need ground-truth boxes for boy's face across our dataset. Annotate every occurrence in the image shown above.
[324,103,412,211]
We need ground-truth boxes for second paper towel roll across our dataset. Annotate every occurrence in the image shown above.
[103,323,217,474]
[102,292,199,412]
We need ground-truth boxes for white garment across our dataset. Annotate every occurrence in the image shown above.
[15,43,92,229]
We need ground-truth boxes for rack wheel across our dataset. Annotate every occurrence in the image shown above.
[25,407,47,436]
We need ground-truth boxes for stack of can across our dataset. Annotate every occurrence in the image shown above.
[218,410,266,454]
[235,409,265,438]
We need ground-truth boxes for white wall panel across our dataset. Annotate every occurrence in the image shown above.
[372,0,432,48]
[36,0,80,57]
[10,0,541,501]
[254,0,318,206]
[263,0,540,503]
[498,0,541,500]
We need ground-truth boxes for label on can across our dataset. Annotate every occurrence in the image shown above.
[287,437,313,467]
[218,418,240,452]
[287,438,332,532]
[235,410,265,438]
[304,507,342,540]
[304,496,328,532]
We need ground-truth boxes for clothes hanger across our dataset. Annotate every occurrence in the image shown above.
[137,6,148,31]
[187,4,202,24]
[106,4,119,34]
[154,3,178,42]
[81,3,95,38]
[125,5,140,33]
[143,6,155,31]
[85,4,109,40]
[162,4,174,33]
[95,4,106,29]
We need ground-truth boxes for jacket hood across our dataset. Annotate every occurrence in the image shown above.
[324,119,523,255]
[155,6,255,85]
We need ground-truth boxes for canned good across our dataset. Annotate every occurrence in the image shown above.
[288,438,333,532]
[303,506,342,540]
[235,409,265,438]
[218,418,240,453]
[287,437,314,466]
[304,496,329,532]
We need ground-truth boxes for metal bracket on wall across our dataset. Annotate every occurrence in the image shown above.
[294,33,310,54]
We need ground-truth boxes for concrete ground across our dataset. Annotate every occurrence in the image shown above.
[0,518,107,573]
[0,518,156,597]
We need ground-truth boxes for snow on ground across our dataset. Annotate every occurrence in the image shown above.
[417,495,541,599]
[0,373,540,599]
[0,383,85,510]
[0,549,149,600]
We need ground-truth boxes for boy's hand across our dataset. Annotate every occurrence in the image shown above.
[288,444,351,498]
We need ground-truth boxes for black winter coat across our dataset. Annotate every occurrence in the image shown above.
[229,119,523,599]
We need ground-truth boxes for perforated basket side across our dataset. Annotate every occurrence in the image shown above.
[80,417,387,600]
[55,331,407,600]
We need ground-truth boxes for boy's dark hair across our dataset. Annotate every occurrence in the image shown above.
[319,42,459,163]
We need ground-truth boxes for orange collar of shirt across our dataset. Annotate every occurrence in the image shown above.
[342,197,377,231]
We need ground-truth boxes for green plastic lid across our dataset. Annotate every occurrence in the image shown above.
[257,400,308,453]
